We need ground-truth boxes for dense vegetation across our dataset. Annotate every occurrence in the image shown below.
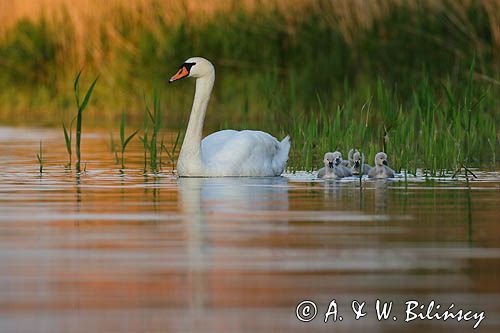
[0,0,498,172]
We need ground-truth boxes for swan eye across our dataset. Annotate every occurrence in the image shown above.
[183,62,196,71]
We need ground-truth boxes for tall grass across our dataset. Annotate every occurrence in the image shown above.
[1,1,499,64]
[283,61,497,174]
[0,0,497,125]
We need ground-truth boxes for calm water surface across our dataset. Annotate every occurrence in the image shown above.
[0,127,499,332]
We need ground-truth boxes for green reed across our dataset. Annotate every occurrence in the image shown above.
[72,71,99,173]
[36,140,44,174]
[119,111,139,170]
[62,116,75,168]
[282,64,497,175]
[161,129,183,171]
[141,91,162,173]
[109,133,120,164]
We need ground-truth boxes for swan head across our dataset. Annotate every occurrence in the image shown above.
[374,152,388,167]
[332,151,343,166]
[169,57,215,83]
[323,152,335,169]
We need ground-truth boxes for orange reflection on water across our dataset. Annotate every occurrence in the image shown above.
[0,127,499,332]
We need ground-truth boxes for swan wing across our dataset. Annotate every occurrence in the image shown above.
[201,130,290,176]
[201,129,238,153]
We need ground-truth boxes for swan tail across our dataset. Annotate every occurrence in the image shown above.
[273,135,291,175]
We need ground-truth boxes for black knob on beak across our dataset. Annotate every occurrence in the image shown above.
[383,160,388,166]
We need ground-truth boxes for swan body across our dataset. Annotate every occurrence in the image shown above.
[368,152,395,179]
[170,57,290,177]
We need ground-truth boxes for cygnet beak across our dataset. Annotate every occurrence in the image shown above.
[328,161,334,168]
[383,160,388,166]
[335,158,340,165]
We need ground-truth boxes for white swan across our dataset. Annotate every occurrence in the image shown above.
[169,57,290,177]
[368,152,395,179]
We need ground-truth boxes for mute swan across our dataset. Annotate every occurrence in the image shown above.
[368,152,395,179]
[169,57,290,177]
[348,149,372,175]
[317,152,352,179]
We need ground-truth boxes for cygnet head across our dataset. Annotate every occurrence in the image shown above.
[323,152,336,169]
[332,151,343,166]
[352,151,362,168]
[348,149,356,161]
[169,57,215,83]
[374,152,389,167]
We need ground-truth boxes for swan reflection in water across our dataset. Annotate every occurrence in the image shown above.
[177,177,289,312]
[178,176,289,214]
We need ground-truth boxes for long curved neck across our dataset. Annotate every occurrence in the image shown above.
[178,73,215,175]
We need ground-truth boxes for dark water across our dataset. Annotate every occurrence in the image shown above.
[0,127,499,332]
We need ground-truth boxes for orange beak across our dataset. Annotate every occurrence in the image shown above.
[169,66,189,83]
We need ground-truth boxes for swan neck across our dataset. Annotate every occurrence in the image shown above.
[178,73,215,175]
[187,75,214,142]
